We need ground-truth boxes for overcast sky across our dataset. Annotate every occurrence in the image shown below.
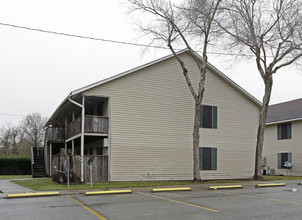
[0,0,301,126]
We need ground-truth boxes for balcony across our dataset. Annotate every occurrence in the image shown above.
[66,115,109,139]
[45,127,65,142]
[46,116,109,142]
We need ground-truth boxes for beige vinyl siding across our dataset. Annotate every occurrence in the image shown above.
[85,54,194,181]
[84,52,258,181]
[263,120,302,176]
[199,59,258,179]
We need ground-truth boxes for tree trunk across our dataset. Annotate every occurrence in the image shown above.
[253,75,273,180]
[193,101,201,181]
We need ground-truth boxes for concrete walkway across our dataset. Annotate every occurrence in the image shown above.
[0,179,35,198]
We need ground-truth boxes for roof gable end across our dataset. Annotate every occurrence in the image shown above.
[46,50,261,126]
[71,50,261,106]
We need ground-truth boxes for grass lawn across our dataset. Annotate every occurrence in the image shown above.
[11,175,302,191]
[13,178,255,191]
[13,179,197,191]
[0,175,32,180]
[263,175,302,181]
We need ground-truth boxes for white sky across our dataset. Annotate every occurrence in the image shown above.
[0,0,301,126]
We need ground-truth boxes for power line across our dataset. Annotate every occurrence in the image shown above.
[0,113,25,117]
[0,22,168,50]
[0,22,255,57]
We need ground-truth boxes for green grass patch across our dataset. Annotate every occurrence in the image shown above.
[0,175,32,180]
[263,175,302,181]
[13,179,197,191]
[12,178,253,191]
[200,179,252,184]
[13,176,302,191]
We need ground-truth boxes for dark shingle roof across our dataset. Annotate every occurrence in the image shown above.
[266,98,302,124]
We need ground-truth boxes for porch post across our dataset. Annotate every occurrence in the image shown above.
[50,143,52,177]
[81,95,85,183]
[72,140,74,156]
[65,117,68,155]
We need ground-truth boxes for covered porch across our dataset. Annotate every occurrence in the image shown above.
[44,95,110,183]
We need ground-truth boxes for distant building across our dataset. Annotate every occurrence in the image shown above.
[44,50,260,183]
[263,98,302,175]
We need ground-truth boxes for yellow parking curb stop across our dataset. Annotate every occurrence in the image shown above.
[208,185,243,190]
[86,190,132,195]
[7,192,60,198]
[255,183,286,188]
[152,187,191,192]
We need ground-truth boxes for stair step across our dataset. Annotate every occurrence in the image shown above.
[33,169,45,172]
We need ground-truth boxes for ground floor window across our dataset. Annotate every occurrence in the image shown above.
[199,147,217,170]
[277,152,292,169]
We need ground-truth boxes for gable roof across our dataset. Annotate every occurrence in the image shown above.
[266,98,302,125]
[46,50,261,126]
[71,50,260,103]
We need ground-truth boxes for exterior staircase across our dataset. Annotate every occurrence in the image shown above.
[31,147,47,177]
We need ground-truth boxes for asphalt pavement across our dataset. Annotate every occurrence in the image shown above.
[0,178,293,198]
[1,179,302,220]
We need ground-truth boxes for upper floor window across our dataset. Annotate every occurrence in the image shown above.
[200,105,217,129]
[277,123,291,140]
[199,147,217,170]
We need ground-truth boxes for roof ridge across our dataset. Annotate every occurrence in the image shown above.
[270,98,302,107]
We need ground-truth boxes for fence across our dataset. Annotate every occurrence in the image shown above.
[52,155,108,183]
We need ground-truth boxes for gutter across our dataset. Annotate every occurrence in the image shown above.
[68,94,85,183]
[266,117,302,125]
[68,94,83,108]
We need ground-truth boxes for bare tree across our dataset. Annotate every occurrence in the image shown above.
[0,125,22,156]
[0,125,13,156]
[128,0,221,181]
[20,112,47,149]
[219,0,302,180]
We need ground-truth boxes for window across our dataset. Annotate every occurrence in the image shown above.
[199,147,217,170]
[97,102,103,116]
[89,147,94,155]
[277,123,292,140]
[96,147,103,155]
[277,152,292,169]
[200,105,217,128]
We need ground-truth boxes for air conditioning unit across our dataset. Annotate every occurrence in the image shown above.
[103,138,109,147]
[284,161,293,168]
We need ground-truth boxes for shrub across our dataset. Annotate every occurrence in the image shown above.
[0,158,31,175]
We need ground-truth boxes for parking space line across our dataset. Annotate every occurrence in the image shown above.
[214,191,299,205]
[138,192,219,213]
[67,195,107,220]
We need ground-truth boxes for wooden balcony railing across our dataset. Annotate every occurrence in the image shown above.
[45,127,65,142]
[46,116,109,142]
[84,115,109,134]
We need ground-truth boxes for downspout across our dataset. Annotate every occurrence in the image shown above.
[68,94,85,183]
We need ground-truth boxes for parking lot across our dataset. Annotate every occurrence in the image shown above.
[1,180,302,219]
